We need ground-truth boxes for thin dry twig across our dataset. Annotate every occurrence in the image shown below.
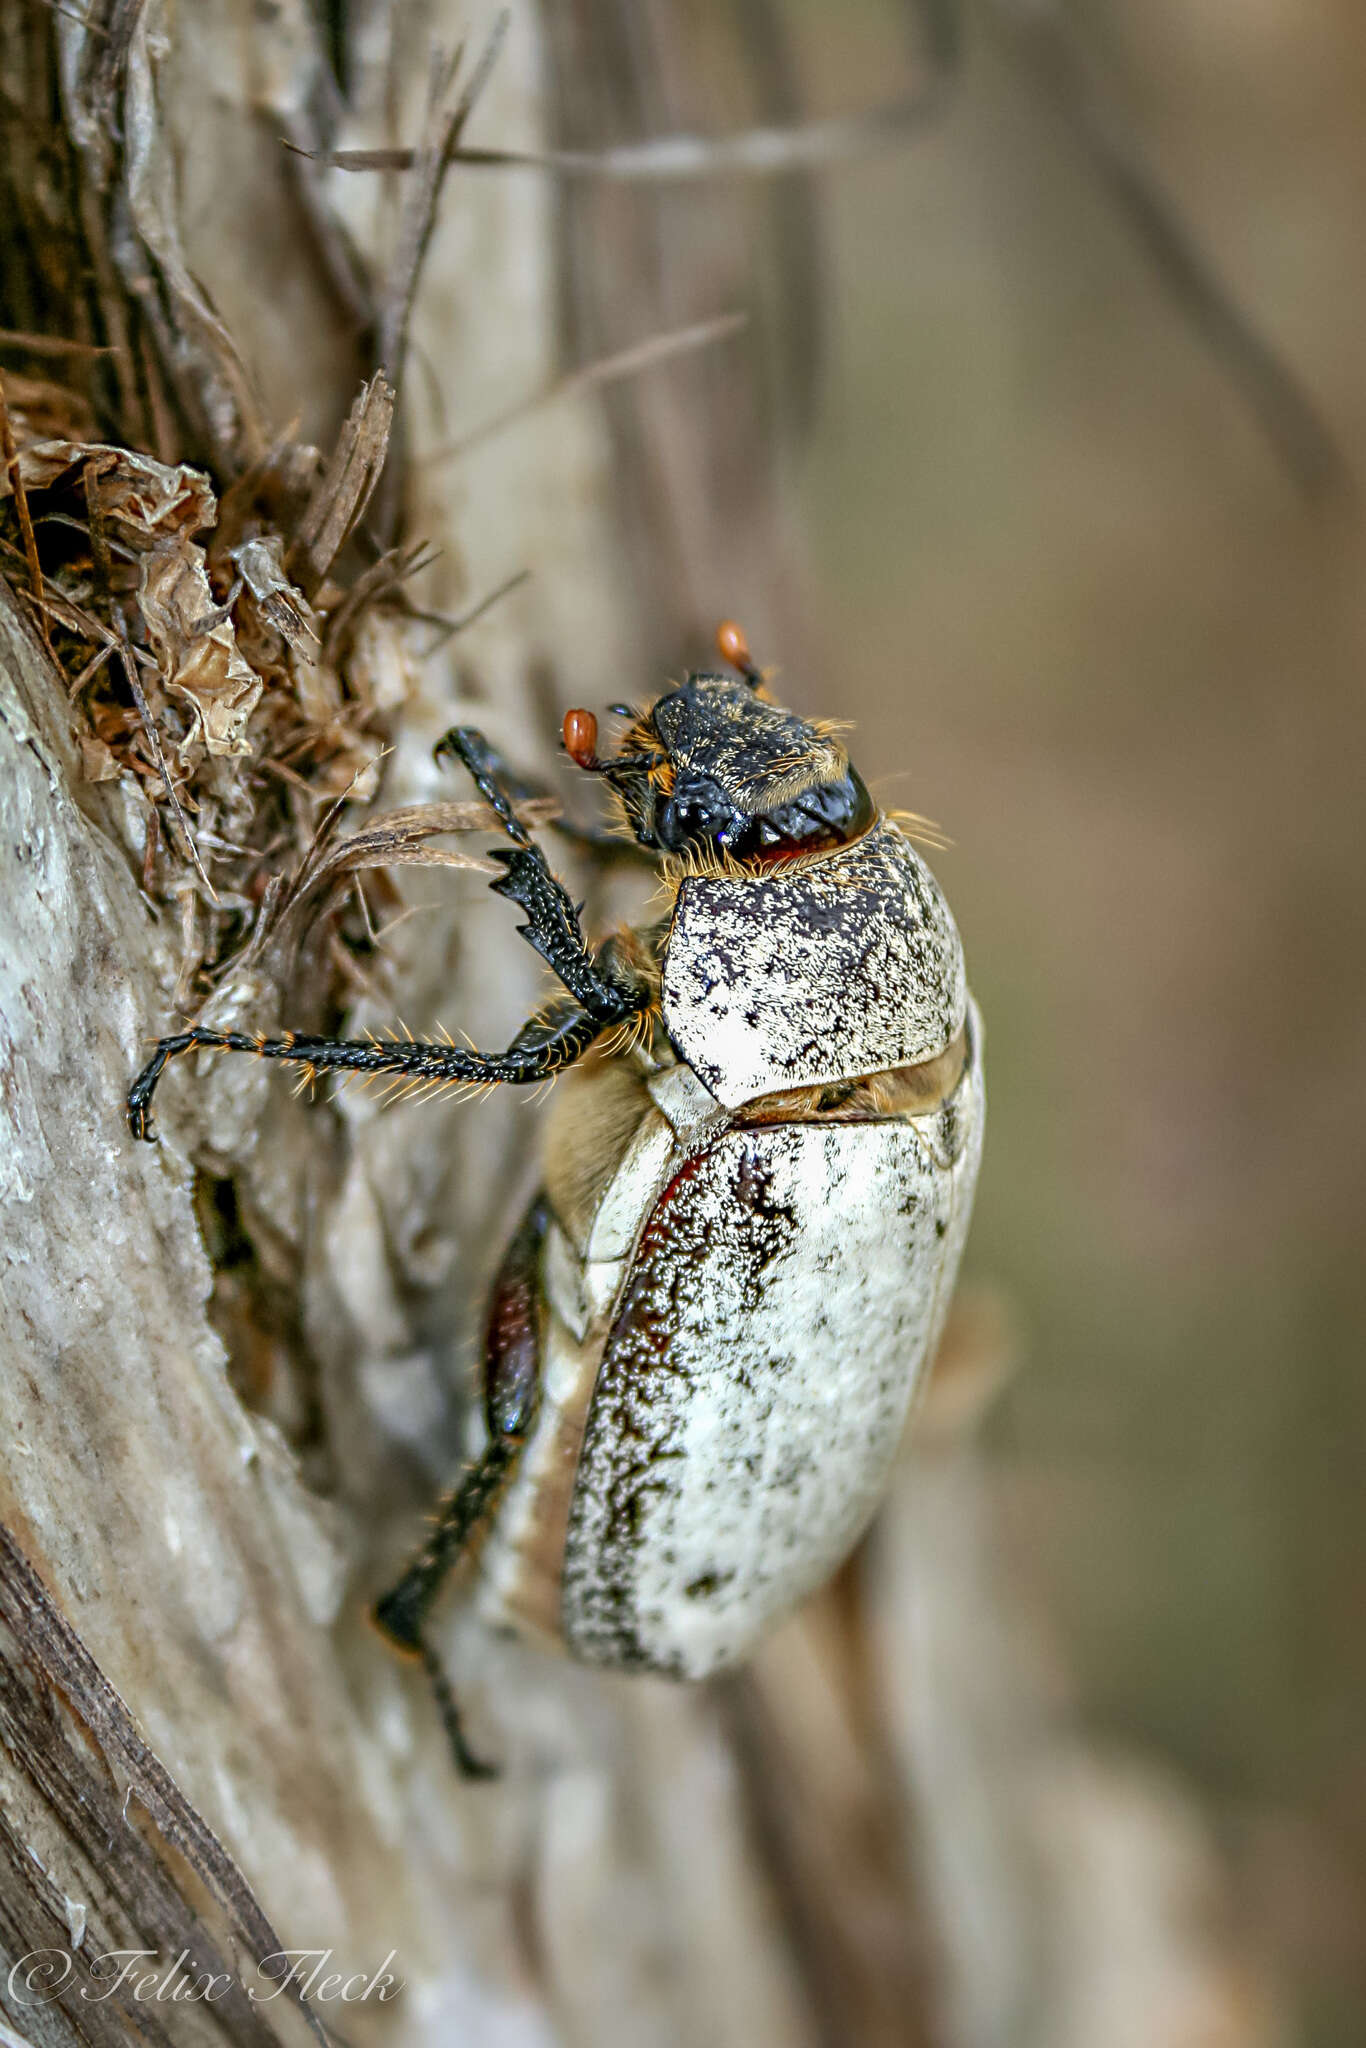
[290,66,949,183]
[988,0,1344,498]
[82,453,115,592]
[0,371,52,657]
[321,537,439,662]
[423,312,748,466]
[67,637,116,699]
[0,327,117,357]
[403,565,531,651]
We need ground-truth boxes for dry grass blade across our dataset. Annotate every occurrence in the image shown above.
[376,18,510,389]
[256,793,561,970]
[300,795,560,890]
[288,372,394,597]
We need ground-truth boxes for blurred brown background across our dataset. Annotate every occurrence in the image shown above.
[763,3,1365,2042]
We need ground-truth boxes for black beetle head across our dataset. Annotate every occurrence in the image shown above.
[601,672,874,865]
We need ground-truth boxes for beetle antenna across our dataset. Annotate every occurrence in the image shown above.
[560,708,656,786]
[561,707,601,770]
[716,618,763,690]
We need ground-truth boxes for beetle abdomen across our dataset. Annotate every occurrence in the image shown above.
[559,1078,981,1677]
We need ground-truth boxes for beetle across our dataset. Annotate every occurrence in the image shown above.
[128,622,983,1774]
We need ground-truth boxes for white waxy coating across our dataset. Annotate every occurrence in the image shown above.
[660,819,966,1108]
[559,1030,983,1676]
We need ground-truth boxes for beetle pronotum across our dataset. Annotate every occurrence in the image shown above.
[129,623,983,1774]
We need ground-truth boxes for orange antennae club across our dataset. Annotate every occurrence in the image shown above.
[716,618,763,688]
[716,618,750,669]
[562,707,600,769]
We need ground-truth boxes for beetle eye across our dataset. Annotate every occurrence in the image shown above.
[731,769,876,867]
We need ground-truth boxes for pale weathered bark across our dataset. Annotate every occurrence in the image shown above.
[0,6,1281,2048]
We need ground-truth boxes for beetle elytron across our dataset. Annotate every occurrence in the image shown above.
[129,623,984,1773]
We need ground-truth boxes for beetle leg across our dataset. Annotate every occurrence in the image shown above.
[127,998,614,1142]
[371,1191,546,1778]
[435,725,648,1012]
[127,733,653,1139]
[371,1436,522,1780]
[436,727,653,865]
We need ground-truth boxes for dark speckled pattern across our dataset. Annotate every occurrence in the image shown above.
[661,820,966,1106]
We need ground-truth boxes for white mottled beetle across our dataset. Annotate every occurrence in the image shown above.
[129,623,983,1773]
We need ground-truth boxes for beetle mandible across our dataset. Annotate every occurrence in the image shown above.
[128,622,984,1774]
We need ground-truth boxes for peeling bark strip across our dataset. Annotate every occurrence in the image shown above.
[0,1525,321,2048]
[287,376,395,600]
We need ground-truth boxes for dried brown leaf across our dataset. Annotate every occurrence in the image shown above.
[0,439,217,544]
[139,540,262,758]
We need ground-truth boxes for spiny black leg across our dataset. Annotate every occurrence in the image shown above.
[372,1438,518,1653]
[435,726,536,847]
[488,845,636,1018]
[434,725,642,1019]
[129,730,648,1145]
[372,1437,520,1781]
[127,1005,607,1142]
[441,727,654,866]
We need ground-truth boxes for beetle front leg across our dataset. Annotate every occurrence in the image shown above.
[439,726,654,866]
[435,725,643,1017]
